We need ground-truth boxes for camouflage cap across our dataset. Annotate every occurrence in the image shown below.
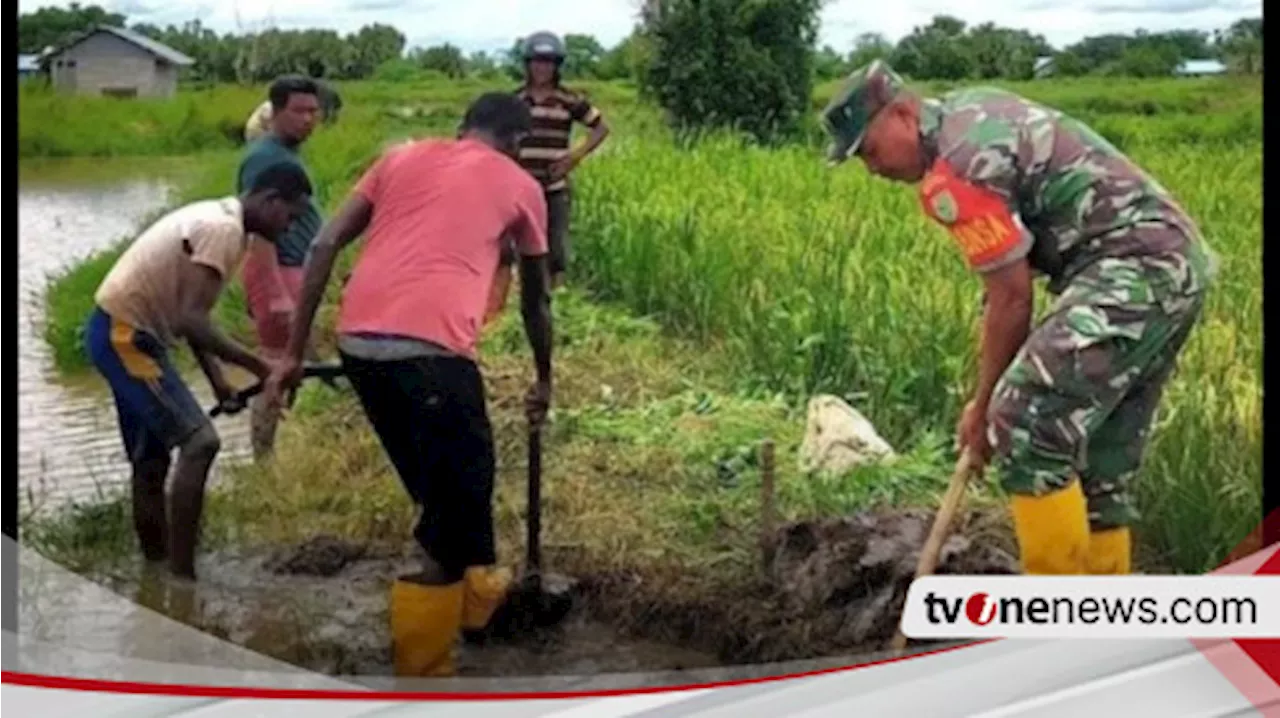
[820,60,908,165]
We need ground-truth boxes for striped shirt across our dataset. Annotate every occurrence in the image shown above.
[515,85,603,193]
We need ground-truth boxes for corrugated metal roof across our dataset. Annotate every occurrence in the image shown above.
[18,54,41,72]
[46,24,195,66]
[1176,59,1227,75]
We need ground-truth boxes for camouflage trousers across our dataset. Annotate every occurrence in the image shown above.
[986,228,1213,531]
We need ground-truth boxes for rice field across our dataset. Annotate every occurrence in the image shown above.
[26,75,1262,576]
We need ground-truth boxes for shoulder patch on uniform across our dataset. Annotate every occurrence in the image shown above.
[930,190,959,225]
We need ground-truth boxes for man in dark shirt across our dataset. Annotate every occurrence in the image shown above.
[236,74,325,460]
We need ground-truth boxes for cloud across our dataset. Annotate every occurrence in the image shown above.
[109,0,160,14]
[345,0,430,11]
[1023,0,1255,12]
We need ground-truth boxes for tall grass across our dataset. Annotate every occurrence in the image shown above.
[570,81,1262,573]
[18,78,656,159]
[30,76,1262,573]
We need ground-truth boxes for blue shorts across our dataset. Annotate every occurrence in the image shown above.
[84,307,210,464]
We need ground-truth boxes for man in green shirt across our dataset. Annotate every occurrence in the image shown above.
[237,75,325,460]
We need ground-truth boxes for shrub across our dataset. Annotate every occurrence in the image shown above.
[641,0,823,145]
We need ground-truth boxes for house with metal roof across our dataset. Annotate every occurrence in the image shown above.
[18,54,43,80]
[1175,59,1227,77]
[42,25,194,98]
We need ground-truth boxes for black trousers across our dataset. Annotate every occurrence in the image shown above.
[340,351,497,576]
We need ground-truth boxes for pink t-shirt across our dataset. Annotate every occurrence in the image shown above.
[337,138,549,359]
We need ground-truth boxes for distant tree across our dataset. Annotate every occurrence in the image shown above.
[596,30,655,82]
[962,23,1051,80]
[347,24,406,78]
[1052,50,1087,77]
[1116,43,1179,77]
[892,15,972,80]
[813,44,847,80]
[18,2,125,54]
[466,50,501,79]
[563,33,606,79]
[596,35,633,80]
[1217,17,1262,74]
[503,37,527,81]
[642,0,824,144]
[373,58,423,82]
[846,32,893,70]
[1150,29,1212,60]
[1064,33,1131,74]
[413,43,466,78]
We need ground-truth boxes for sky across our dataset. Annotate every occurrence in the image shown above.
[17,0,1263,56]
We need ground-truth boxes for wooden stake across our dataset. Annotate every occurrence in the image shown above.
[760,438,777,571]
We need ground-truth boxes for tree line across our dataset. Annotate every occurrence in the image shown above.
[18,3,1261,87]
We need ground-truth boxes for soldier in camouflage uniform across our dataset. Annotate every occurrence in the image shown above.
[820,60,1216,575]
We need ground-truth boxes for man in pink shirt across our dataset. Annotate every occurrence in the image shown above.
[264,93,553,678]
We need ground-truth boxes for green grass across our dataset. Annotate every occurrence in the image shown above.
[26,76,1261,584]
[18,78,657,159]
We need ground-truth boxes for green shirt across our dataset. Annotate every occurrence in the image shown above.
[236,133,323,267]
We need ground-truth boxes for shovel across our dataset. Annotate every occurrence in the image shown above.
[207,361,345,418]
[889,446,977,654]
[476,421,579,642]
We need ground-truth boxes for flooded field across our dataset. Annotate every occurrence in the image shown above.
[17,158,253,516]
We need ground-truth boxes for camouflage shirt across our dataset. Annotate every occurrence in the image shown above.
[916,86,1204,292]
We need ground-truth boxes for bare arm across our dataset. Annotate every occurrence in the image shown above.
[572,116,610,163]
[284,194,373,363]
[190,341,231,396]
[518,253,553,386]
[177,262,271,379]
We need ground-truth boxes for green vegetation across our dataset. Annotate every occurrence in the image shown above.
[642,0,824,143]
[23,75,1261,609]
[19,3,1260,88]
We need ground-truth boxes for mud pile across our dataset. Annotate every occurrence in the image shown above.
[767,508,1019,648]
[265,535,368,576]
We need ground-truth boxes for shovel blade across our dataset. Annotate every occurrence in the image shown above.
[468,571,580,643]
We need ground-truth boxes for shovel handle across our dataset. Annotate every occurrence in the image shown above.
[914,447,977,580]
[527,423,542,575]
[208,362,345,418]
[890,447,977,653]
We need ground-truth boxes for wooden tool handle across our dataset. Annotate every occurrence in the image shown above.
[914,447,976,580]
[208,362,344,417]
[890,447,977,653]
[527,423,543,575]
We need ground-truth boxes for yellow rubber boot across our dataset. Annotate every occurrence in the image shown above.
[1086,527,1132,574]
[389,577,464,678]
[1008,479,1090,575]
[462,565,513,631]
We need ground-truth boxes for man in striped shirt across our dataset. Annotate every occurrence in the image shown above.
[484,31,610,322]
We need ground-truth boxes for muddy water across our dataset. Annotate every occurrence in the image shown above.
[106,544,722,678]
[18,159,251,515]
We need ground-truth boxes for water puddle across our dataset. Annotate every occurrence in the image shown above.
[68,542,721,678]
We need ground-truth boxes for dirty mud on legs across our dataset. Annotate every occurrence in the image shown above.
[167,425,221,579]
[131,456,170,563]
